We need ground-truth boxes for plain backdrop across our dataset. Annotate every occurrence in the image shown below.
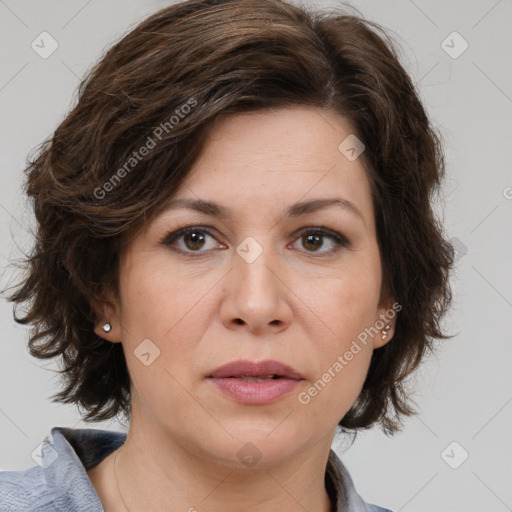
[0,1,511,511]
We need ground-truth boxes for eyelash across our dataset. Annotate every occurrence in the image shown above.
[160,225,349,258]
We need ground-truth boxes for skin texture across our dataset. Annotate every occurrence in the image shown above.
[87,106,396,512]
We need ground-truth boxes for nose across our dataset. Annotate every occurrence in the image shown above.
[219,240,293,335]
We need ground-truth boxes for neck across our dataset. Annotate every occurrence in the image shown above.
[111,418,335,512]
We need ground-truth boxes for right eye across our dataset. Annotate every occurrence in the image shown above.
[161,226,226,256]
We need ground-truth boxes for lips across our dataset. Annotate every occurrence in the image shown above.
[207,359,304,405]
[208,359,304,380]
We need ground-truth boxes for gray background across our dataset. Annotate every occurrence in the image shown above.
[1,1,511,510]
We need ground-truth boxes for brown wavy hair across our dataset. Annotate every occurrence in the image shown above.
[3,0,454,435]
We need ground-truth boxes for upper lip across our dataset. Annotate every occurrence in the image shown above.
[208,359,304,380]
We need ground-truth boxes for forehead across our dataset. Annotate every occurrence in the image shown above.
[170,106,375,225]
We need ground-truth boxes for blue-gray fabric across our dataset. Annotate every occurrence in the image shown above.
[0,427,393,511]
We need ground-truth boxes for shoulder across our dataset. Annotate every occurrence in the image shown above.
[327,449,395,512]
[0,426,126,512]
[0,465,79,512]
[366,505,394,512]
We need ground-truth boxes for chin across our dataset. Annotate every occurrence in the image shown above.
[201,423,311,470]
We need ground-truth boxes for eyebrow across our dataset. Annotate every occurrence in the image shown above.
[159,197,365,224]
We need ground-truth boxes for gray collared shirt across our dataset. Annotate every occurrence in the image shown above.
[0,426,393,511]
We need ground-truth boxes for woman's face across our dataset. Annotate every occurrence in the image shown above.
[99,106,395,468]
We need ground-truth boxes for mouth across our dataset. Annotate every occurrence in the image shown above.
[207,359,304,380]
[207,359,304,405]
[234,375,284,382]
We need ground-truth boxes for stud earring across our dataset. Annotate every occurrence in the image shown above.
[381,325,391,340]
[102,323,112,332]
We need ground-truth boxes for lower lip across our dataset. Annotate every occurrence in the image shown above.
[208,377,302,404]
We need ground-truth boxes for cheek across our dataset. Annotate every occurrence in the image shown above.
[118,255,204,337]
[117,258,219,379]
[308,260,381,347]
[297,259,380,407]
[296,302,374,424]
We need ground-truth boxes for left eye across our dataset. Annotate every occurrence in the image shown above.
[290,227,348,256]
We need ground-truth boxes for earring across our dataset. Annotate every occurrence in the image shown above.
[381,325,391,340]
[102,323,112,332]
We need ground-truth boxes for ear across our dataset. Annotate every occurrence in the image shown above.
[372,293,400,350]
[92,291,123,343]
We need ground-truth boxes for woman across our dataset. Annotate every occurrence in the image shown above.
[0,0,453,510]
